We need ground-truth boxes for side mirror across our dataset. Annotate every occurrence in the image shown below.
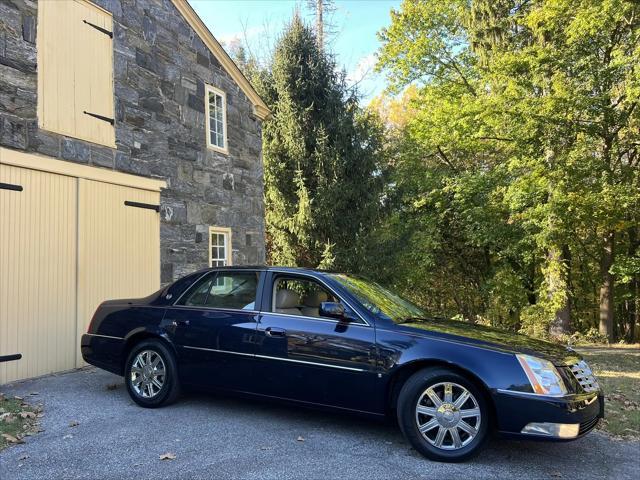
[319,302,347,320]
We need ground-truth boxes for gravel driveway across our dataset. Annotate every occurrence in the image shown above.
[1,368,638,480]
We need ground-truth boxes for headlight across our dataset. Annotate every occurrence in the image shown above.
[516,354,567,396]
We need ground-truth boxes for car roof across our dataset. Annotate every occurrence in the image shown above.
[203,265,340,275]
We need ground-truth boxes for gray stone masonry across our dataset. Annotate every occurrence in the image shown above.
[0,0,266,283]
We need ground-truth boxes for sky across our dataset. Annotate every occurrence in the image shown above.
[188,0,401,103]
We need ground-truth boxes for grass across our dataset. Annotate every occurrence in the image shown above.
[577,345,640,440]
[0,393,42,450]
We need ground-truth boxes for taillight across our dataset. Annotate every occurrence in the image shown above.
[86,305,102,333]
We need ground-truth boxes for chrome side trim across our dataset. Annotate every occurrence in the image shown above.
[86,333,124,340]
[263,311,371,328]
[181,345,365,372]
[496,388,571,399]
[255,354,365,372]
[183,345,253,357]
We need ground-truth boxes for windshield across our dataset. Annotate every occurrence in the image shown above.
[328,274,426,323]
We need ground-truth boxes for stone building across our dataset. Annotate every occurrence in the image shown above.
[0,0,269,382]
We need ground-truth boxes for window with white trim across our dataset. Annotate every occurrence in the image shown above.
[209,227,232,267]
[205,85,227,153]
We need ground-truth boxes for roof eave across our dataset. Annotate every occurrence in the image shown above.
[170,0,271,121]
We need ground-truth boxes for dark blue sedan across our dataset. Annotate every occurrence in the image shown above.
[81,266,603,462]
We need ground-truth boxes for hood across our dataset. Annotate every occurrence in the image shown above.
[399,318,580,365]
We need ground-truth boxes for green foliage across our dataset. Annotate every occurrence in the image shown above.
[370,0,640,340]
[255,15,385,269]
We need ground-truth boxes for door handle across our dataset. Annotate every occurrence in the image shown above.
[171,319,190,327]
[265,327,286,337]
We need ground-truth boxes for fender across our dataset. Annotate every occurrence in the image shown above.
[376,327,531,395]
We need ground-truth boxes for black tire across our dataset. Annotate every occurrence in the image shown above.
[124,339,181,408]
[397,367,490,462]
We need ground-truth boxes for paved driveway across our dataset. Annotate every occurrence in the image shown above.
[0,368,638,480]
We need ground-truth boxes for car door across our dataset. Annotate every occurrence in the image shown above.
[252,272,378,413]
[164,270,263,392]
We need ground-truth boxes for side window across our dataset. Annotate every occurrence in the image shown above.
[179,272,258,310]
[209,227,232,267]
[273,277,339,319]
[205,85,227,153]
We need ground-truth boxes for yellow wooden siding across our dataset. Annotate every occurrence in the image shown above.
[0,164,78,384]
[76,180,161,365]
[37,0,115,147]
[0,158,162,384]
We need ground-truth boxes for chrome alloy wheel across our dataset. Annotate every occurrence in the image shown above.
[130,350,166,398]
[415,382,481,450]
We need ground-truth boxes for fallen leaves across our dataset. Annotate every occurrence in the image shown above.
[0,395,44,449]
[159,452,176,461]
[0,413,16,424]
[1,433,24,444]
[106,384,119,391]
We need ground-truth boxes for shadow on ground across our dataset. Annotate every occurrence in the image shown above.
[0,368,638,480]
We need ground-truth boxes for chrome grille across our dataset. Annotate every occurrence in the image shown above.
[570,360,600,393]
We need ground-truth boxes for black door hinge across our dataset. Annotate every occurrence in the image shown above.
[124,201,160,212]
[83,20,113,38]
[84,111,114,125]
[0,182,23,192]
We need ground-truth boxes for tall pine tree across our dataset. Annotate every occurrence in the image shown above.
[255,15,384,269]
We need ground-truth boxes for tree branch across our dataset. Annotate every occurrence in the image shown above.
[436,145,458,172]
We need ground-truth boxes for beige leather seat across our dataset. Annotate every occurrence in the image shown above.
[275,289,302,315]
[301,290,328,317]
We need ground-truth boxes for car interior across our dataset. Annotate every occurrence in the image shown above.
[273,277,336,318]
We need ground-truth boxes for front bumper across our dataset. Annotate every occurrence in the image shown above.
[493,389,604,441]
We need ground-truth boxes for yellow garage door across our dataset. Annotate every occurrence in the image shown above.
[1,157,162,384]
[76,179,160,366]
[0,164,78,383]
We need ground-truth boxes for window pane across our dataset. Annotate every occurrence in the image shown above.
[216,95,223,108]
[210,132,218,146]
[217,134,224,148]
[274,277,337,317]
[182,275,215,306]
[205,272,258,310]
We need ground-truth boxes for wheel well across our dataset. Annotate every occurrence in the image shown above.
[386,360,497,426]
[120,332,175,375]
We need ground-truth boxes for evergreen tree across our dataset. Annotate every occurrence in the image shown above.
[255,15,384,269]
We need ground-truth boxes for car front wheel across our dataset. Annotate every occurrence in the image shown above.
[397,367,490,462]
[124,339,180,408]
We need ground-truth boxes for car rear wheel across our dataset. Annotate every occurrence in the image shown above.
[124,339,180,408]
[397,367,490,462]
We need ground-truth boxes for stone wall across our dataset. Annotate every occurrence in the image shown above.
[0,0,266,283]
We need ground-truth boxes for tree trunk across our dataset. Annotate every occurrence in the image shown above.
[627,226,639,342]
[599,231,615,342]
[315,0,324,50]
[631,276,638,342]
[548,244,571,337]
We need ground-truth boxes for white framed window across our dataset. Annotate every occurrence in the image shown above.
[209,226,232,267]
[205,85,228,154]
